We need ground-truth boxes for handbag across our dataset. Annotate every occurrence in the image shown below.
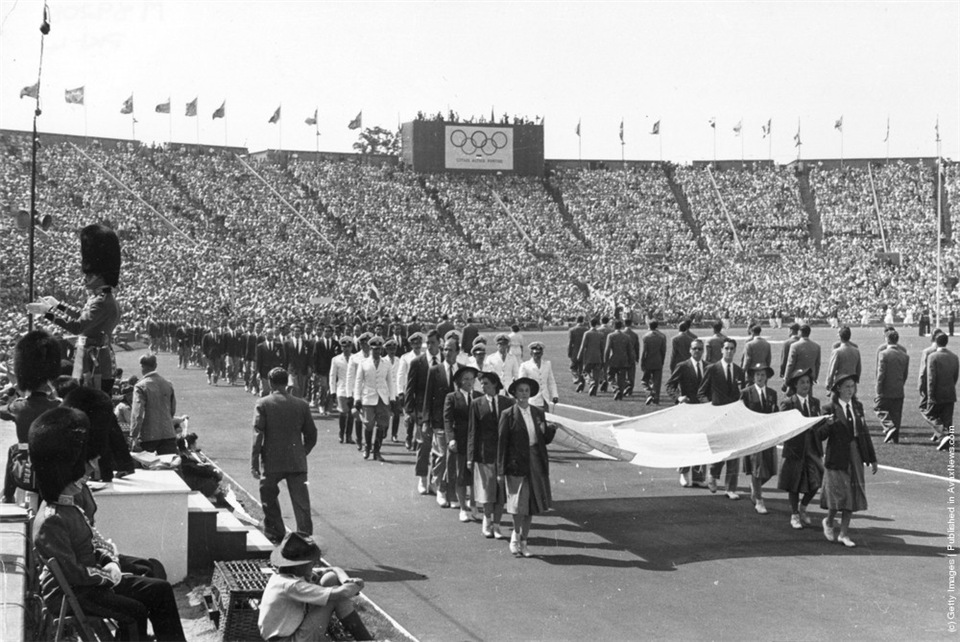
[8,443,37,491]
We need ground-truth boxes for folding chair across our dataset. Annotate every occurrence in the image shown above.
[44,558,137,641]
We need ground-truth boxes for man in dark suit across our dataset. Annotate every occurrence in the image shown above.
[406,331,442,494]
[312,325,339,415]
[201,325,224,386]
[875,330,909,444]
[698,338,745,499]
[284,324,313,399]
[666,339,707,487]
[740,324,772,384]
[779,323,801,379]
[437,314,455,339]
[567,316,588,389]
[640,320,667,405]
[784,325,821,389]
[604,320,636,401]
[577,318,606,395]
[825,326,862,390]
[255,327,286,397]
[926,333,959,451]
[251,367,317,543]
[461,318,480,357]
[918,328,944,416]
[623,319,641,396]
[668,319,697,374]
[704,321,727,365]
[423,337,460,507]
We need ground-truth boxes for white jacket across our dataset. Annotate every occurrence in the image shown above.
[517,358,559,408]
[354,356,396,405]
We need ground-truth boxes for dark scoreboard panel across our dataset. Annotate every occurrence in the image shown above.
[401,120,544,176]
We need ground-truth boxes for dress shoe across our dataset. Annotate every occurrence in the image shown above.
[588,385,598,397]
[471,506,481,522]
[798,506,812,526]
[790,514,803,530]
[404,437,413,450]
[509,537,521,557]
[883,428,898,444]
[450,501,461,509]
[492,524,505,539]
[459,509,472,523]
[614,390,624,401]
[822,517,837,542]
[520,540,533,558]
[679,473,691,488]
[363,451,370,460]
[481,517,493,538]
[391,436,398,443]
[374,452,384,461]
[725,491,740,501]
[417,477,429,495]
[754,499,768,514]
[437,497,450,508]
[707,478,718,494]
[837,534,856,548]
[345,438,355,444]
[339,436,344,444]
[939,435,953,451]
[575,381,585,393]
[599,382,609,393]
[931,434,940,442]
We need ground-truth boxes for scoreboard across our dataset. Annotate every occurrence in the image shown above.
[401,120,544,176]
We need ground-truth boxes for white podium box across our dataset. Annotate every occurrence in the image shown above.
[93,470,191,583]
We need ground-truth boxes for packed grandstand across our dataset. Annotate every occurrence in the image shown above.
[1,128,957,354]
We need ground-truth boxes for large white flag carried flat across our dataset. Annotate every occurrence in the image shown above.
[547,403,823,468]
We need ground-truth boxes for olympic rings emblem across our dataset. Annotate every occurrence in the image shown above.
[449,129,509,156]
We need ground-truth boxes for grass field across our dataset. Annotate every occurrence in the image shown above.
[514,324,951,478]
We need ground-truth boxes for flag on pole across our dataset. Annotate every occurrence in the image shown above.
[212,101,225,119]
[305,108,317,126]
[64,86,85,105]
[185,97,198,117]
[120,95,134,114]
[936,117,940,142]
[761,119,771,138]
[619,118,624,144]
[575,119,581,137]
[268,105,281,124]
[834,116,843,132]
[733,120,742,136]
[708,117,716,129]
[793,125,802,147]
[20,82,39,99]
[348,111,362,130]
[155,99,171,114]
[883,117,889,142]
[650,121,660,135]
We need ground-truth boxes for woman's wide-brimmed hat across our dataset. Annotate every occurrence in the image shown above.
[508,376,540,398]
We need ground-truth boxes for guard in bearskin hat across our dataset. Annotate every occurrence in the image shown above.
[30,407,186,641]
[0,329,62,503]
[27,223,122,394]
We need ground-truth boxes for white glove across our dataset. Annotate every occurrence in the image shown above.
[103,562,122,586]
[40,295,60,308]
[26,301,52,316]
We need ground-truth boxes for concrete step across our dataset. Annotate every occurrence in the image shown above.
[244,527,274,558]
[187,492,218,571]
[213,509,249,561]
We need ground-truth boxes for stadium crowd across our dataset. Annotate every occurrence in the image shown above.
[1,132,959,364]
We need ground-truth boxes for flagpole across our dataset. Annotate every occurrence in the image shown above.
[768,127,772,162]
[168,103,172,144]
[196,109,200,145]
[279,104,282,153]
[659,130,663,162]
[713,123,717,162]
[131,114,135,141]
[84,103,88,140]
[840,126,844,168]
[796,118,801,161]
[936,116,942,329]
[885,117,890,162]
[740,118,744,162]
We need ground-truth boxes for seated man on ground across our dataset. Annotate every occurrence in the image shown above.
[259,531,372,642]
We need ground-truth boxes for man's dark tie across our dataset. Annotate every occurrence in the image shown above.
[448,364,454,387]
[493,397,498,417]
[695,362,702,384]
[760,390,766,408]
[802,400,809,416]
[846,404,855,431]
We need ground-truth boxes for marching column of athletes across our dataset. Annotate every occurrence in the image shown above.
[147,314,957,551]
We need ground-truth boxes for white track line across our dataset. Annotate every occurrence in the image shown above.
[219,469,420,642]
[554,402,954,483]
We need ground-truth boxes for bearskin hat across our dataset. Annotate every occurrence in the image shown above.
[28,407,89,503]
[80,223,121,287]
[13,329,61,392]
